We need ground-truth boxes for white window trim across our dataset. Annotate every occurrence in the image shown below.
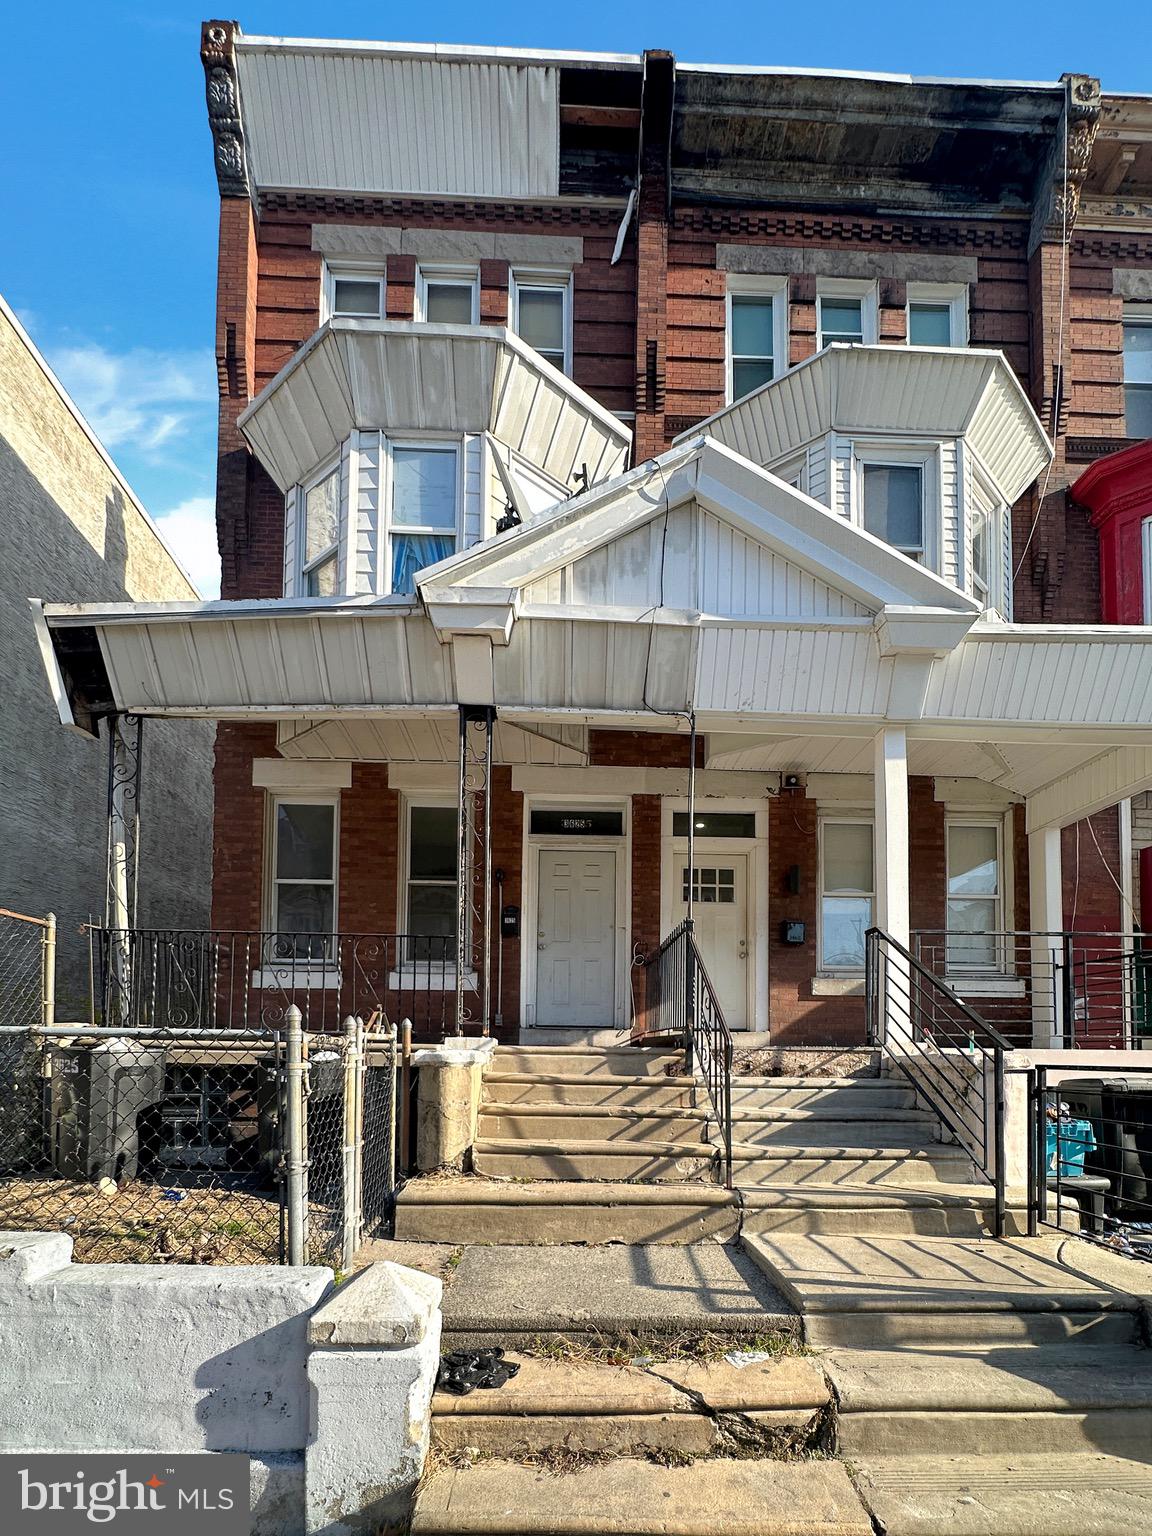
[392,795,475,990]
[966,457,1010,617]
[906,282,970,347]
[258,793,340,984]
[818,815,875,975]
[1143,517,1152,626]
[944,812,1012,976]
[851,441,941,572]
[817,278,878,349]
[379,436,465,596]
[298,457,343,598]
[415,264,480,325]
[725,274,789,405]
[510,268,573,376]
[321,260,386,322]
[1124,303,1152,438]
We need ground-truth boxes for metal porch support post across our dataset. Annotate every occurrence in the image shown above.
[455,705,495,1038]
[41,913,57,1031]
[1028,825,1065,1048]
[341,1014,364,1271]
[105,714,142,1028]
[873,727,910,1046]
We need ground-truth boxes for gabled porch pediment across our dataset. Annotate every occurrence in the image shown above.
[418,436,980,624]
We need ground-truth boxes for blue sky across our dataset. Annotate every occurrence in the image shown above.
[4,2,1149,596]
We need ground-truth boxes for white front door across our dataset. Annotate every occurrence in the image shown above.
[677,854,750,1029]
[535,848,617,1027]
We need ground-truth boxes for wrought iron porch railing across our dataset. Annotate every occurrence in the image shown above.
[866,927,1009,1236]
[90,928,462,1037]
[644,919,734,1189]
[912,930,1151,1050]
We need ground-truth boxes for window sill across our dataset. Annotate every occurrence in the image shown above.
[251,968,340,990]
[945,975,1026,999]
[387,969,478,993]
[812,975,865,997]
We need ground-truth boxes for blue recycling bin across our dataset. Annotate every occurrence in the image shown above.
[1046,1116,1096,1178]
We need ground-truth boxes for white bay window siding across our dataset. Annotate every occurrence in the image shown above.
[285,433,484,598]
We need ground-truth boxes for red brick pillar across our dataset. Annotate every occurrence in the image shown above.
[632,51,675,463]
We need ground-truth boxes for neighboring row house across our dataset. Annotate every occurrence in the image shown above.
[1,297,213,1015]
[34,26,1152,1045]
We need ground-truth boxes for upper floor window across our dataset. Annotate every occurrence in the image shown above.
[726,277,787,402]
[817,281,877,350]
[417,265,479,325]
[324,265,385,320]
[861,462,924,562]
[388,442,460,594]
[1124,304,1152,439]
[906,283,968,347]
[302,464,340,596]
[820,819,874,972]
[511,270,572,374]
[270,798,337,957]
[971,507,991,607]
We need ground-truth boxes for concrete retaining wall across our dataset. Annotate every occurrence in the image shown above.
[0,1232,441,1536]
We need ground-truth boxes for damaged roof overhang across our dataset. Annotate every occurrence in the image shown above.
[671,69,1066,212]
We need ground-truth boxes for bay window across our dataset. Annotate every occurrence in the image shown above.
[820,820,874,971]
[945,819,1003,970]
[861,462,924,561]
[388,443,460,594]
[270,799,337,959]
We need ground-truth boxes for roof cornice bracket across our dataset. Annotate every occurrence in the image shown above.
[202,20,252,201]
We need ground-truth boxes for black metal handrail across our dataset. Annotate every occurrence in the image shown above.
[912,929,1150,1050]
[645,919,734,1189]
[866,926,1009,1236]
[90,928,461,1037]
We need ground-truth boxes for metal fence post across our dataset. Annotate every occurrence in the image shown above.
[285,1005,307,1265]
[41,914,56,1031]
[398,1018,413,1177]
[341,1015,364,1270]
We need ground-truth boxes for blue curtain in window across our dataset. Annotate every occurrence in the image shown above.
[392,535,455,595]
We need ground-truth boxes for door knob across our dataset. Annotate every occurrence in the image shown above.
[737,942,748,960]
[537,942,547,951]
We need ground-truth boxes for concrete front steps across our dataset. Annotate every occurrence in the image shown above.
[412,1458,874,1536]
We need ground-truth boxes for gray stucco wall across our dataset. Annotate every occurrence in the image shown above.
[0,305,213,1018]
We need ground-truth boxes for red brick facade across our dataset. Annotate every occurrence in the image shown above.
[205,46,1138,1042]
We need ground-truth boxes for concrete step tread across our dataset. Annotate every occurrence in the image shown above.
[481,1103,708,1121]
[733,1076,890,1088]
[852,1454,1152,1536]
[730,1143,968,1162]
[744,1234,1148,1315]
[398,1178,734,1207]
[730,1107,935,1123]
[740,1183,1027,1209]
[485,1071,691,1086]
[412,1458,873,1535]
[432,1352,829,1418]
[475,1136,712,1157]
[823,1346,1152,1413]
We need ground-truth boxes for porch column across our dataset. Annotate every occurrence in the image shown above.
[1028,825,1065,1048]
[105,714,143,1028]
[873,726,910,950]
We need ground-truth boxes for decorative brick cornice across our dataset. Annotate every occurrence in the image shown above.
[1073,233,1152,261]
[671,206,1028,253]
[201,20,250,200]
[258,192,624,229]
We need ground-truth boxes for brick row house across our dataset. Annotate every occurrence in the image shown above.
[35,25,1152,1048]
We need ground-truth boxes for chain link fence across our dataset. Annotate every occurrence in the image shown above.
[0,1012,398,1269]
[0,909,56,1032]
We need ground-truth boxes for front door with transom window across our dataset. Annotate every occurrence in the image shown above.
[535,848,617,1027]
[676,854,750,1029]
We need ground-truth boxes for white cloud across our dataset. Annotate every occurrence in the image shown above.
[48,342,215,456]
[153,496,221,599]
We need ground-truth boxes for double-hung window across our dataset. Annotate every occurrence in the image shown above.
[726,277,786,400]
[270,799,337,959]
[404,803,459,964]
[820,820,874,971]
[511,271,572,374]
[1124,304,1152,439]
[906,283,968,347]
[301,464,341,596]
[817,282,876,350]
[387,443,460,594]
[945,820,1003,970]
[861,463,924,561]
[971,507,991,607]
[324,266,385,320]
[417,266,479,325]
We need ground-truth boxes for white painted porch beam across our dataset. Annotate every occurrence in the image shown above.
[1025,745,1152,832]
[873,726,910,949]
